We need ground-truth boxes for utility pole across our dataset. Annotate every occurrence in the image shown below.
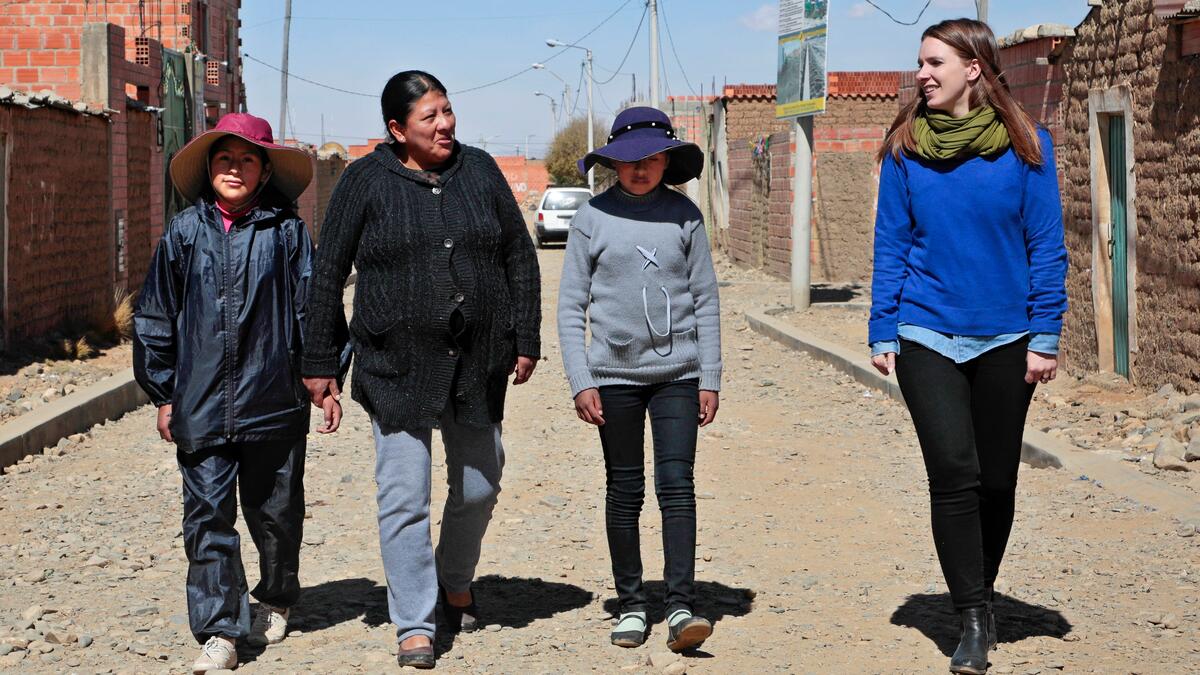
[648,0,659,108]
[976,0,988,24]
[278,0,292,142]
[586,48,595,192]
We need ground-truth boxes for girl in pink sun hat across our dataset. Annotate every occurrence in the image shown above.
[134,112,347,673]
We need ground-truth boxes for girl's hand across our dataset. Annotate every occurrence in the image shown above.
[574,388,605,426]
[156,404,174,442]
[316,397,342,434]
[699,390,719,427]
[511,355,537,385]
[871,352,896,376]
[1025,351,1058,385]
[303,376,340,407]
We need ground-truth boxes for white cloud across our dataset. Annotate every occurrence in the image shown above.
[739,4,777,32]
[848,2,872,19]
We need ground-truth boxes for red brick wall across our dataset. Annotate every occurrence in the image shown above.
[0,104,112,343]
[494,156,549,209]
[1001,36,1068,143]
[724,131,795,280]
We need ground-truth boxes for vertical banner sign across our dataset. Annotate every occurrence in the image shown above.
[776,0,829,118]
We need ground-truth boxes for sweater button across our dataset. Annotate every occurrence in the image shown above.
[448,348,458,357]
[432,187,442,195]
[443,238,454,248]
[453,292,465,303]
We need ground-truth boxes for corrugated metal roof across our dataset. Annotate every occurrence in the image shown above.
[997,23,1076,47]
[1154,0,1200,19]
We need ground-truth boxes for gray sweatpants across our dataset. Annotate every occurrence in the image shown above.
[372,411,504,642]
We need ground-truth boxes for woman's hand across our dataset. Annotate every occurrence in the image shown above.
[574,388,605,426]
[871,352,896,376]
[156,404,173,442]
[1025,351,1058,385]
[303,376,340,407]
[511,355,537,385]
[699,390,719,427]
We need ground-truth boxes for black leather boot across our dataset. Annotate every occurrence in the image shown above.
[984,586,997,651]
[950,607,989,674]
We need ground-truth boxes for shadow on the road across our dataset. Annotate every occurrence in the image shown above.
[810,284,863,303]
[265,575,592,660]
[601,580,756,633]
[890,592,1073,655]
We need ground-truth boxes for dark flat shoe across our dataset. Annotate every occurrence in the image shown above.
[666,615,712,652]
[397,643,435,669]
[610,612,648,648]
[439,584,480,633]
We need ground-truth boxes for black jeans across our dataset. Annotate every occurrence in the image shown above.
[895,337,1036,610]
[597,379,699,615]
[178,436,306,643]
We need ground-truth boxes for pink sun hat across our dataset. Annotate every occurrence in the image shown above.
[169,113,313,202]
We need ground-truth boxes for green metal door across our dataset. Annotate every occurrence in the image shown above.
[1108,116,1130,377]
[161,49,193,225]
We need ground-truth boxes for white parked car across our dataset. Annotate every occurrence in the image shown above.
[534,187,593,248]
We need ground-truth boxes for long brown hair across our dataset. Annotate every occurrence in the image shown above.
[878,18,1042,165]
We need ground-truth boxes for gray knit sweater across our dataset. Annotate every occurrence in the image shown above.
[557,185,722,397]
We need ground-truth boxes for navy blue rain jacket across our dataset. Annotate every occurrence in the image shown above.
[133,196,344,452]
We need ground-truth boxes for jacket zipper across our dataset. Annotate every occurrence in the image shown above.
[222,223,235,440]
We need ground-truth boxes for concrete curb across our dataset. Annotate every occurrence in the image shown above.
[745,309,1200,526]
[0,367,148,472]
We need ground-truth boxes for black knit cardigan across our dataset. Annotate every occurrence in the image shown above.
[301,142,541,429]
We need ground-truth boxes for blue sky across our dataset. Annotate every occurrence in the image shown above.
[239,1,1090,157]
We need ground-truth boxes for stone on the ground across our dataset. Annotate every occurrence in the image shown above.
[1152,439,1189,471]
[663,661,688,675]
[1185,437,1200,461]
[649,651,681,669]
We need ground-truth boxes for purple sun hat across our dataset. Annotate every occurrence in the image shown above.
[578,106,703,185]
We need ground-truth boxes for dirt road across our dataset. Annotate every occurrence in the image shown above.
[0,247,1196,673]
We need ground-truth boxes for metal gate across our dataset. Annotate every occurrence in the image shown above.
[1108,116,1130,378]
[161,49,193,225]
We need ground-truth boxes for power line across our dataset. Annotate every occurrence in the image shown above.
[244,52,376,97]
[242,0,638,99]
[659,0,698,97]
[592,3,647,85]
[862,0,933,26]
[656,8,673,98]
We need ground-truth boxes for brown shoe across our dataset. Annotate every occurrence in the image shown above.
[666,612,712,652]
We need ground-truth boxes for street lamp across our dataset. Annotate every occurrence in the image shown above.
[531,62,572,120]
[547,38,594,193]
[534,90,559,132]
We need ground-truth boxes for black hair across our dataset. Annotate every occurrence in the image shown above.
[208,135,271,166]
[381,70,448,130]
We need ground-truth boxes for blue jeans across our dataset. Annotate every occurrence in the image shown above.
[597,379,699,614]
[178,437,306,643]
[372,411,504,642]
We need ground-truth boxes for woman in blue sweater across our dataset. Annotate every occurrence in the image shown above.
[867,19,1067,675]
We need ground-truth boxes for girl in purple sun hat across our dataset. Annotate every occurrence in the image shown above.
[559,106,722,653]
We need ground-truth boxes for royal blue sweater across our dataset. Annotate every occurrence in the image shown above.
[868,128,1068,345]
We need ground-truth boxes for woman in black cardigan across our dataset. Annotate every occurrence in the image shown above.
[301,70,541,669]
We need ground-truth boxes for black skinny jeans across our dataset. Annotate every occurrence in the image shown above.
[895,337,1036,610]
[178,437,306,643]
[597,379,699,615]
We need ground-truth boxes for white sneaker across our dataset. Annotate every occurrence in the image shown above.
[192,636,237,673]
[247,603,290,646]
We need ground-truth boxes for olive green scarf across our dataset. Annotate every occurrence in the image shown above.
[912,106,1010,160]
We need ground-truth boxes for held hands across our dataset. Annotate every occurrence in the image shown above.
[510,355,538,385]
[1025,351,1058,385]
[303,376,343,433]
[871,352,896,376]
[156,404,173,442]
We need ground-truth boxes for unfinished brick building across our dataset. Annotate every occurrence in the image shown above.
[0,1,244,346]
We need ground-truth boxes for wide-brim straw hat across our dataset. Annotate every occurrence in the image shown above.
[169,112,313,202]
[577,106,703,185]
